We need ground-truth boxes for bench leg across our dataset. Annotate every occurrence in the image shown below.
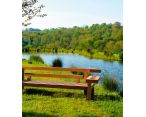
[22,86,24,90]
[84,89,87,95]
[22,68,24,90]
[87,83,92,100]
[91,87,94,100]
[27,76,31,81]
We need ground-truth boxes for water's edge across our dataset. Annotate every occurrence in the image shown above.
[22,53,123,83]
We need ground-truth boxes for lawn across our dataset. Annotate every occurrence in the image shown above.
[22,60,123,117]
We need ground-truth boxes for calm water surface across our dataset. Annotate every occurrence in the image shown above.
[22,53,123,83]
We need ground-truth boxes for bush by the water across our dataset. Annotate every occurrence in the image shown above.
[29,55,44,64]
[103,77,119,92]
[118,87,123,97]
[118,83,123,97]
[52,58,63,67]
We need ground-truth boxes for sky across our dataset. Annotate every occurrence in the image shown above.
[24,0,123,29]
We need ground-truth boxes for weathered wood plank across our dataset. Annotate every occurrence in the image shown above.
[22,80,88,89]
[24,73,83,79]
[89,69,101,73]
[23,66,101,73]
[87,83,92,100]
[84,72,89,80]
[86,76,100,83]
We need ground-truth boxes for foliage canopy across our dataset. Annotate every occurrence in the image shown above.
[22,22,123,60]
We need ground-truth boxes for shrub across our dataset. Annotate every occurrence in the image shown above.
[52,58,63,67]
[118,88,123,97]
[103,77,119,92]
[29,55,44,64]
[28,61,32,64]
[118,83,123,97]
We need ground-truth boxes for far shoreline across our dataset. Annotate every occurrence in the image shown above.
[22,50,123,62]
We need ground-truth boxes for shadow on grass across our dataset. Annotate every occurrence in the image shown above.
[94,94,121,101]
[23,88,121,101]
[78,112,98,117]
[23,88,84,98]
[22,111,57,117]
[23,88,55,96]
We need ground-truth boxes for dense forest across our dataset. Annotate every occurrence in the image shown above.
[22,22,123,61]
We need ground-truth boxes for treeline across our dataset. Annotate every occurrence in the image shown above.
[22,22,123,61]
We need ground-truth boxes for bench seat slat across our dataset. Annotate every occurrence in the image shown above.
[23,80,88,89]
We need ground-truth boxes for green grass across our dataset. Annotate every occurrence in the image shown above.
[22,60,123,117]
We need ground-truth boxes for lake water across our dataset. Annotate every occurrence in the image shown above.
[22,53,123,83]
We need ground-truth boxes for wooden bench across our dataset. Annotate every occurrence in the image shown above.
[22,66,101,100]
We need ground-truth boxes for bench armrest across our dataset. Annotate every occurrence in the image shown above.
[86,76,100,83]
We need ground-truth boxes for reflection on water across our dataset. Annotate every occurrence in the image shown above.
[22,53,123,83]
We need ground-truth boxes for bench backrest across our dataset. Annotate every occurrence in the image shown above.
[22,66,101,83]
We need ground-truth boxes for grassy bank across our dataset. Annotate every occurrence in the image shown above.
[22,60,123,117]
[22,48,122,61]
